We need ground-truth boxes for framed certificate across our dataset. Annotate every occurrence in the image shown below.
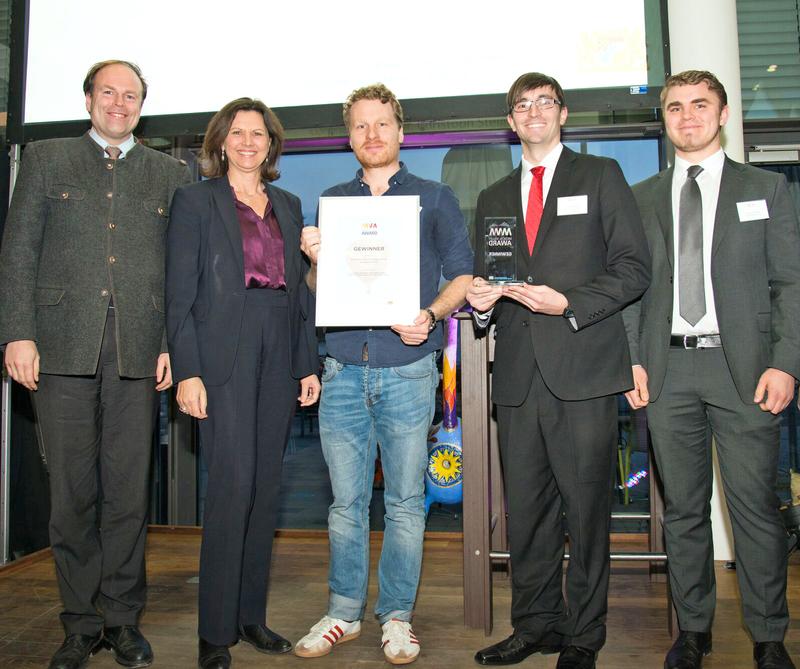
[315,195,421,327]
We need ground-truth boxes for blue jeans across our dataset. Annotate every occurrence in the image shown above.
[319,353,437,624]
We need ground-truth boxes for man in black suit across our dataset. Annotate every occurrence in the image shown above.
[467,72,650,669]
[623,70,799,669]
[0,60,190,669]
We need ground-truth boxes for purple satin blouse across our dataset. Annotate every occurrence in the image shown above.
[233,189,286,290]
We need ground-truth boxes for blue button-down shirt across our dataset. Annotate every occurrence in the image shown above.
[88,128,137,158]
[320,163,473,367]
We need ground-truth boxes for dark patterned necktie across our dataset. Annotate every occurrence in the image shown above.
[679,164,705,325]
[105,146,121,160]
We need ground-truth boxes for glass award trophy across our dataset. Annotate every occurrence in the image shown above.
[483,216,521,284]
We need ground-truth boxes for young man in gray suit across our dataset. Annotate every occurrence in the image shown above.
[0,60,190,669]
[623,70,799,669]
[467,72,650,669]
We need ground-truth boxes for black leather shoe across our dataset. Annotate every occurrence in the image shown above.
[198,638,231,669]
[102,626,153,668]
[48,633,104,669]
[665,631,712,669]
[556,646,597,669]
[755,642,796,669]
[474,633,561,665]
[238,624,292,654]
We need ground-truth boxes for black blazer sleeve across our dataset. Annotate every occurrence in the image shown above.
[165,184,208,383]
[275,187,318,380]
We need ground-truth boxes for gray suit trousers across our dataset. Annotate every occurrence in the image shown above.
[646,347,788,642]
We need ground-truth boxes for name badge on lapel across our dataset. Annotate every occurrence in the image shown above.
[736,199,769,222]
[557,195,588,216]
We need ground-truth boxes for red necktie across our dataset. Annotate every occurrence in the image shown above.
[525,166,545,254]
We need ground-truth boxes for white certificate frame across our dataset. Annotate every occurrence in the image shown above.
[315,195,421,327]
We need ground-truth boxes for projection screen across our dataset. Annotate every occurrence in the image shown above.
[8,0,667,141]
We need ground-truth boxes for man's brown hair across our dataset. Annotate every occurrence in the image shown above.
[661,70,728,108]
[83,60,148,102]
[506,72,566,114]
[343,83,404,129]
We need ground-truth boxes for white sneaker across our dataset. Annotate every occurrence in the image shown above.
[294,615,361,658]
[381,619,420,665]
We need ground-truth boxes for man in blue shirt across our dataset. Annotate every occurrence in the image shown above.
[295,83,472,665]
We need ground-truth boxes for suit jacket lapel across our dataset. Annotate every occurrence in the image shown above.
[507,166,525,221]
[530,147,575,266]
[653,167,674,269]
[266,183,301,286]
[712,158,744,257]
[210,177,245,277]
[499,166,530,274]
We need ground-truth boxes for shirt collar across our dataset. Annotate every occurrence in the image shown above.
[356,161,408,187]
[674,148,725,178]
[521,143,563,174]
[89,128,137,159]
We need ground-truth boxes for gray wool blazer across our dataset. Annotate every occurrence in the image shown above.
[0,133,192,378]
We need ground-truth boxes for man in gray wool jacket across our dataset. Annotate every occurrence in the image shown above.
[0,60,190,669]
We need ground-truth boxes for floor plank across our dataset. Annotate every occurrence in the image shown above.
[0,532,797,668]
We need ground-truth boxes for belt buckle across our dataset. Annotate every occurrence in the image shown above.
[683,334,698,349]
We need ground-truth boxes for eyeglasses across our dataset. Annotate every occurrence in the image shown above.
[510,97,561,114]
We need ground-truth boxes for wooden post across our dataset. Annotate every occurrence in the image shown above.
[457,313,493,633]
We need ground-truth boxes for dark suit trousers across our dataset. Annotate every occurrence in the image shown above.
[646,347,788,641]
[496,365,617,651]
[33,309,157,635]
[197,288,297,646]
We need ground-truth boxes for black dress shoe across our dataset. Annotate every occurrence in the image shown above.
[237,624,292,654]
[103,626,153,668]
[665,631,712,669]
[755,642,796,669]
[198,638,231,669]
[474,633,561,665]
[48,632,104,669]
[556,646,597,669]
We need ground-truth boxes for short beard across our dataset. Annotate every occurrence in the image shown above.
[353,145,399,170]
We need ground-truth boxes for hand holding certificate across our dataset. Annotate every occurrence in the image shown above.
[315,195,421,327]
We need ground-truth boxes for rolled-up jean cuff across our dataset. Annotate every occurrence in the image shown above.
[378,609,413,625]
[329,591,365,623]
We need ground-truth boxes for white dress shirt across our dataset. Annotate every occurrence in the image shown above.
[519,143,564,218]
[670,149,725,335]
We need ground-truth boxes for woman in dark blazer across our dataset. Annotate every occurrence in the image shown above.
[166,98,319,669]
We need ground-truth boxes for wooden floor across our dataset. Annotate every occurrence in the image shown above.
[0,530,797,668]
